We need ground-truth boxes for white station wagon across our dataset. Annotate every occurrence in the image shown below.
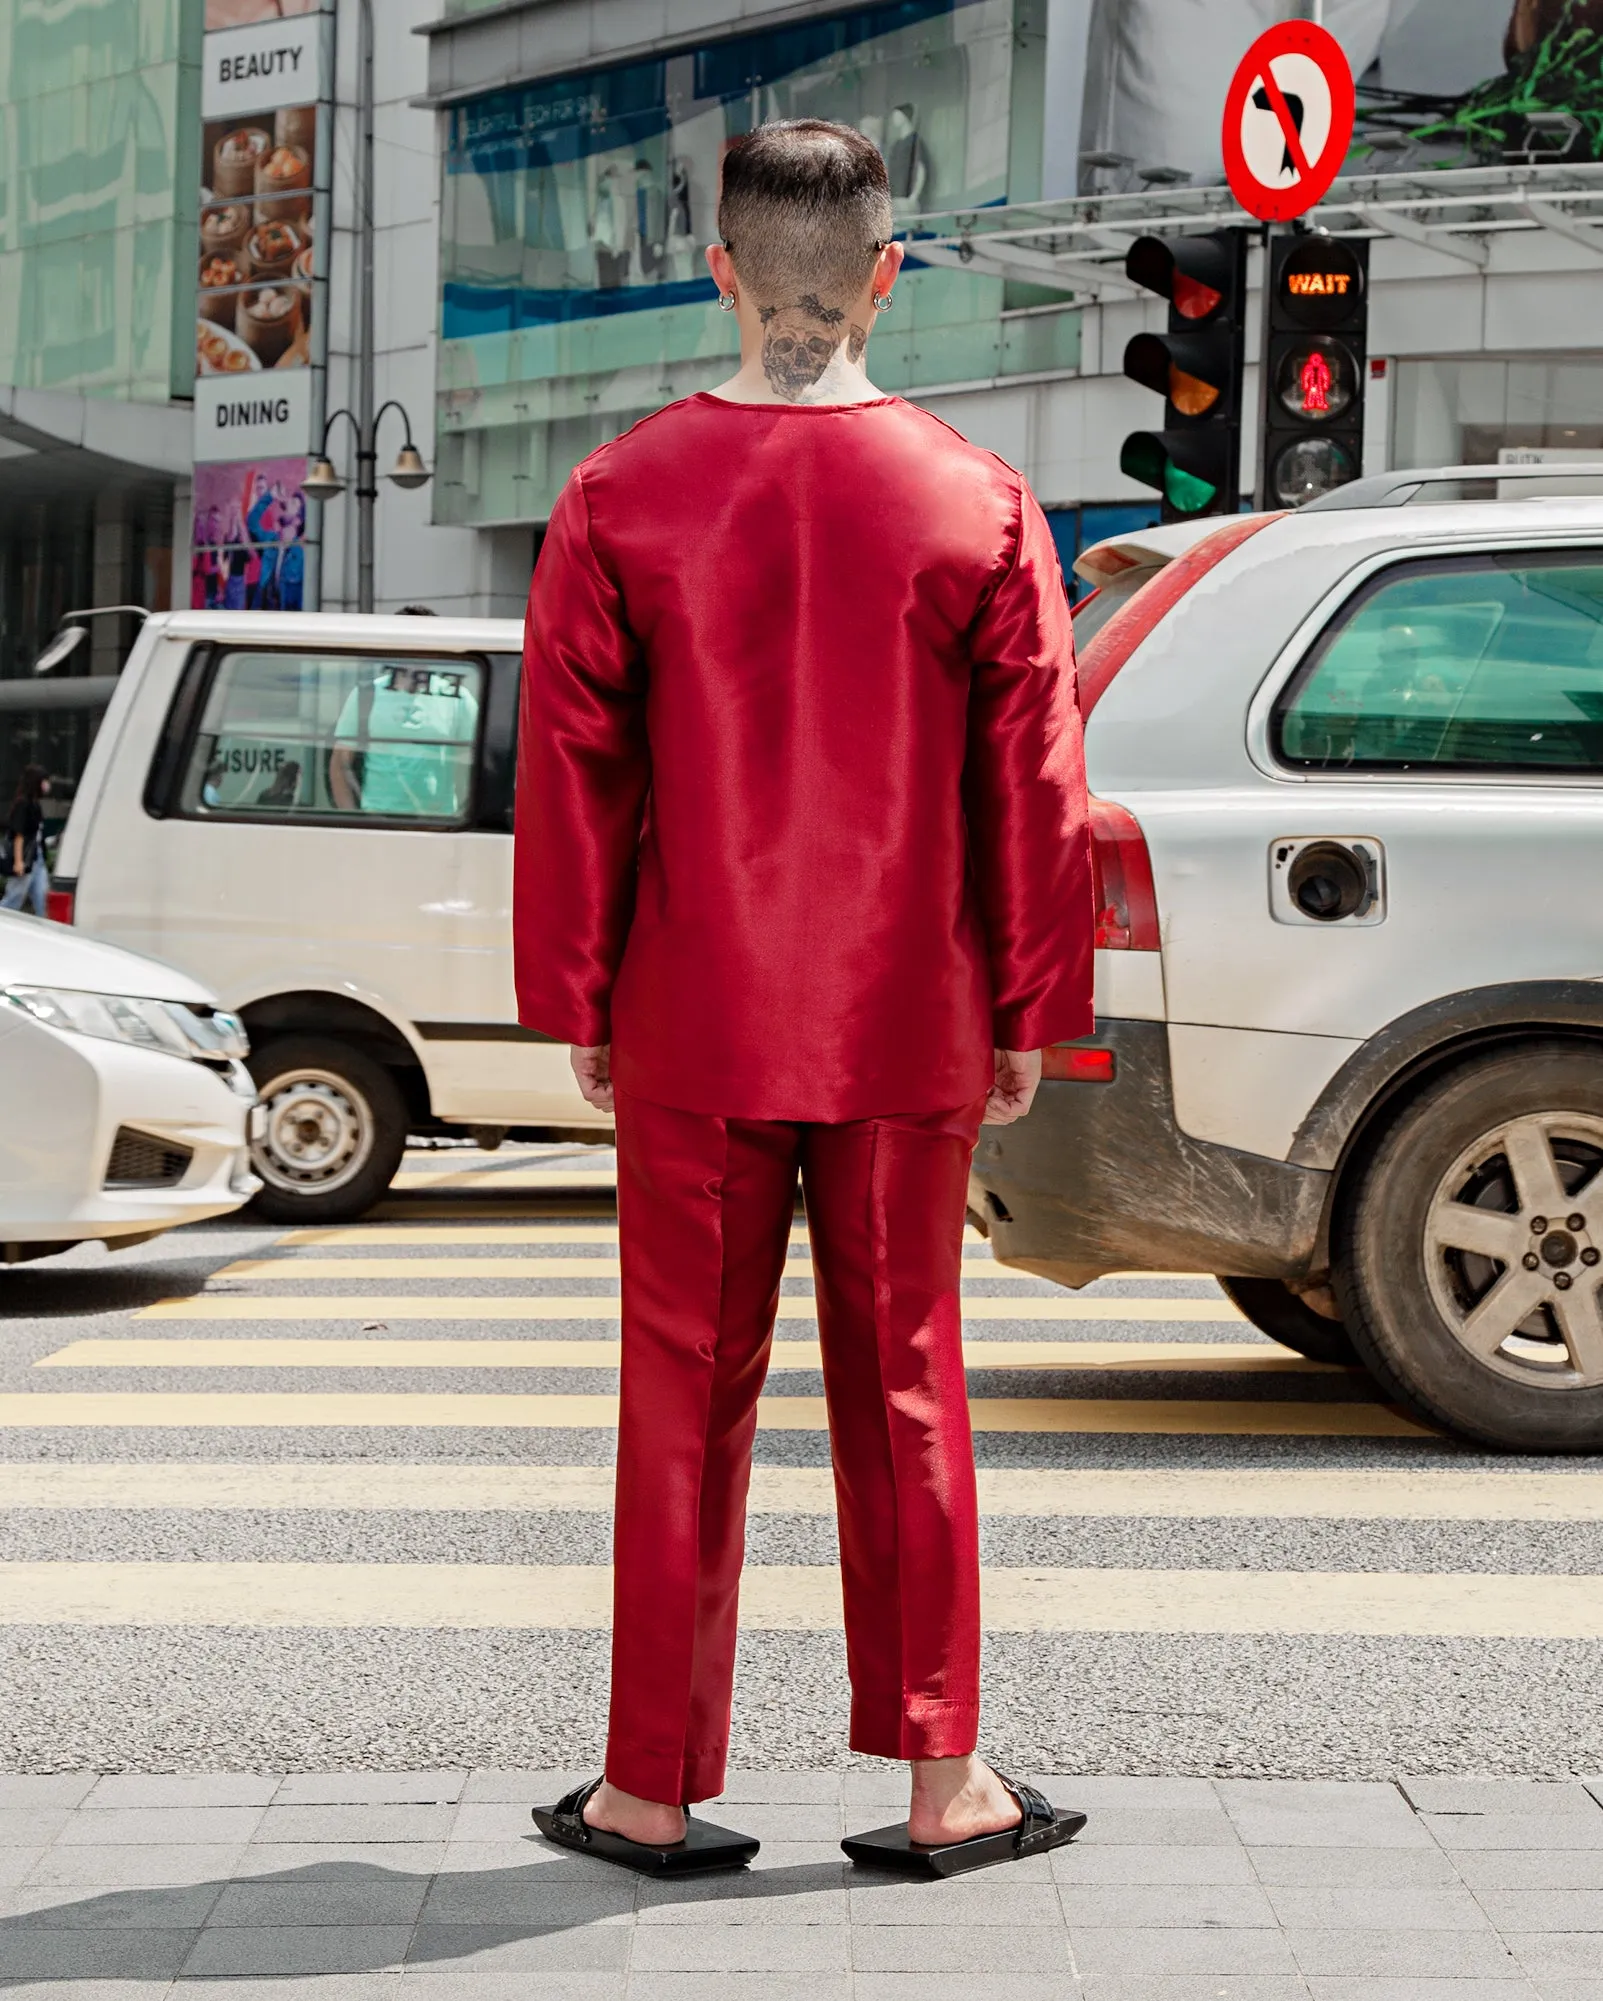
[971,466,1603,1454]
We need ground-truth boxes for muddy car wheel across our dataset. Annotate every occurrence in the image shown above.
[1216,1277,1359,1368]
[247,1036,407,1224]
[1337,1043,1603,1451]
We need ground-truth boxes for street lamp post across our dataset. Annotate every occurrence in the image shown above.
[303,0,430,613]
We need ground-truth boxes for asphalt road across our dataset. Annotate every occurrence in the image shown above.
[2,1143,1601,1780]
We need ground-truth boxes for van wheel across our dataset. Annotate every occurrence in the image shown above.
[1216,1277,1358,1368]
[247,1036,408,1224]
[1336,1043,1603,1452]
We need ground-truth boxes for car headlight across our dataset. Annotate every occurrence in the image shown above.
[2,987,250,1063]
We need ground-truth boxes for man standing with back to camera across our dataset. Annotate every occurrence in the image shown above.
[515,120,1094,1879]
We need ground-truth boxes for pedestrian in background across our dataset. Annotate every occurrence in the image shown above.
[2,765,51,917]
[516,119,1093,1877]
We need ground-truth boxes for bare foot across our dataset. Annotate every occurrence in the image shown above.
[907,1755,1022,1846]
[583,1780,687,1846]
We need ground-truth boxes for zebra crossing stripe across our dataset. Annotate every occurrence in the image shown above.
[133,1295,1247,1323]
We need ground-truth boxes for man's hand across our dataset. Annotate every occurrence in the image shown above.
[982,1048,1041,1127]
[571,1044,614,1113]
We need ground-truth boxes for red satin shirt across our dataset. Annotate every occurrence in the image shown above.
[514,392,1094,1122]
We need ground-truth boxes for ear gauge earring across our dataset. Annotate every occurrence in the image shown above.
[718,293,737,312]
[872,293,892,312]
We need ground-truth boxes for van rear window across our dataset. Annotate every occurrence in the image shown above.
[176,651,485,825]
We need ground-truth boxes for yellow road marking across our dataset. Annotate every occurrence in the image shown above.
[0,1392,1423,1435]
[1,1463,1594,1519]
[37,1337,1317,1374]
[0,1562,1590,1635]
[136,1294,1246,1323]
[282,1226,1002,1249]
[391,1169,618,1190]
[224,1256,1036,1280]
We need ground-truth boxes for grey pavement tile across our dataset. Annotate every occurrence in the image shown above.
[694,1803,840,1842]
[437,1838,613,1880]
[417,1879,633,1925]
[403,1977,624,2001]
[740,1842,847,1875]
[253,1807,457,1846]
[0,1927,198,1977]
[1287,1928,1524,1978]
[181,1923,414,1977]
[406,1921,634,1972]
[272,1773,466,1807]
[1217,1782,1409,1808]
[1267,1884,1492,1931]
[1477,1890,1603,1931]
[229,1843,447,1881]
[1079,1808,1243,1849]
[58,1807,265,1847]
[1249,1847,1463,1888]
[0,1985,174,2001]
[1080,1983,1310,2001]
[1044,1777,1220,1810]
[1071,1927,1301,1977]
[0,1775,96,1810]
[445,1803,545,1843]
[635,1868,846,1924]
[1507,1935,1603,1979]
[459,1770,587,1804]
[87,1775,280,1811]
[1402,1781,1603,1818]
[173,1981,403,2000]
[1589,1781,1603,1812]
[854,1979,1083,2001]
[1227,1804,1433,1851]
[622,1978,851,2001]
[24,1844,248,1887]
[841,1768,908,1807]
[847,1878,1063,1926]
[850,1924,1074,1972]
[627,1923,850,1972]
[0,1807,71,1846]
[1060,1883,1277,1929]
[0,1882,222,1927]
[1053,1843,1258,1886]
[1305,1984,1538,2001]
[208,1879,432,1926]
[1522,1986,1603,2001]
[709,1772,843,1805]
[0,1846,46,1886]
[1429,1816,1603,1852]
[1455,1854,1603,1891]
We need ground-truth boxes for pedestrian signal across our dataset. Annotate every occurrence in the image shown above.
[1120,231,1248,521]
[1259,233,1369,508]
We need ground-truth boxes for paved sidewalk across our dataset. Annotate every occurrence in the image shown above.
[1,1771,1601,1996]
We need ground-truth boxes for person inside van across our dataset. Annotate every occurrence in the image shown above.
[3,765,51,916]
[328,664,479,819]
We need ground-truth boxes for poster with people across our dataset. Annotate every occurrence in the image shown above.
[1077,0,1603,192]
[190,459,310,613]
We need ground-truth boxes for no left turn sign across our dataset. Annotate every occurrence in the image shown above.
[1222,22,1355,223]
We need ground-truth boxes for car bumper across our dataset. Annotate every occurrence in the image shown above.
[0,1013,259,1249]
[967,1018,1331,1289]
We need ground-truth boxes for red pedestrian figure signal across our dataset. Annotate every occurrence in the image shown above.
[1299,350,1333,415]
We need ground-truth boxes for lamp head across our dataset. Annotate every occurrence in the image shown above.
[31,625,88,676]
[387,443,431,491]
[302,455,346,499]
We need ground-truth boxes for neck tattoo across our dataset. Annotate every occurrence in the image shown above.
[757,296,871,402]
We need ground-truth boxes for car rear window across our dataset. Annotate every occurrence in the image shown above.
[1075,515,1282,716]
[1274,549,1603,774]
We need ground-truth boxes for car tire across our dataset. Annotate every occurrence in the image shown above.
[1336,1043,1603,1452]
[1216,1276,1359,1368]
[246,1036,408,1224]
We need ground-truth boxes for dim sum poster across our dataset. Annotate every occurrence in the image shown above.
[191,459,310,615]
[197,101,318,381]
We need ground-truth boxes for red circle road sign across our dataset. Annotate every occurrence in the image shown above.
[1222,22,1355,223]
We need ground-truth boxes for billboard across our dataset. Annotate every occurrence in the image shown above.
[1077,0,1603,191]
[192,1,331,607]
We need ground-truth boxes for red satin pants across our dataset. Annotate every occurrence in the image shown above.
[606,1085,987,1805]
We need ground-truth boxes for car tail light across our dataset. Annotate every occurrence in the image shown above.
[45,886,75,925]
[1042,1046,1116,1082]
[1090,797,1159,951]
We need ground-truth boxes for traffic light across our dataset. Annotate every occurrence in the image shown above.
[1259,233,1369,508]
[1120,231,1248,522]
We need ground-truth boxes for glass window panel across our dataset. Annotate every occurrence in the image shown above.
[1275,553,1603,774]
[179,652,484,824]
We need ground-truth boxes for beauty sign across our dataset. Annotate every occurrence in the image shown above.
[1221,22,1355,224]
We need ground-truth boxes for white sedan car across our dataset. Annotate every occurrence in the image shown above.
[0,908,259,1262]
[972,466,1603,1454]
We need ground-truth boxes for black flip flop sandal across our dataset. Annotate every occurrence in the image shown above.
[841,1772,1086,1879]
[532,1778,760,1877]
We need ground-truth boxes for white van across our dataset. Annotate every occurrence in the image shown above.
[53,611,604,1222]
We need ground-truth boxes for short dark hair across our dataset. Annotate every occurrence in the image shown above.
[718,120,893,308]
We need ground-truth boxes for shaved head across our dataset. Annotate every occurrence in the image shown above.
[717,120,893,313]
